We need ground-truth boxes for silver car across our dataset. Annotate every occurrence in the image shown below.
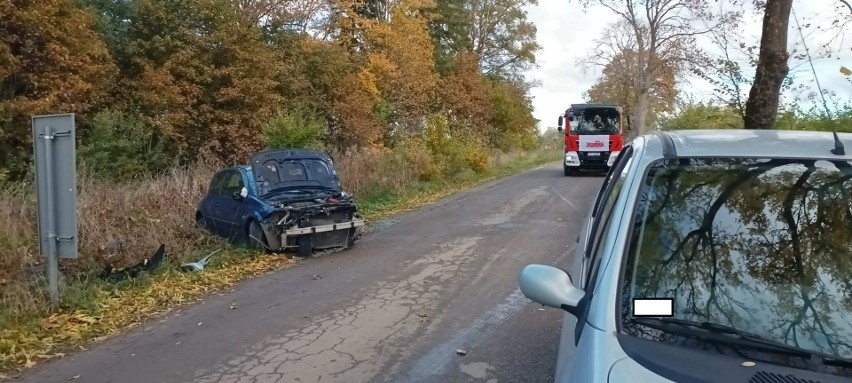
[519,129,852,382]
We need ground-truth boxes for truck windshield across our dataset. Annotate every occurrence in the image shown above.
[568,107,620,135]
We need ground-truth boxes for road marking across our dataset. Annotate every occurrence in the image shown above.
[399,289,529,383]
[549,186,575,207]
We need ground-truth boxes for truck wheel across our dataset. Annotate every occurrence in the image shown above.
[296,235,312,258]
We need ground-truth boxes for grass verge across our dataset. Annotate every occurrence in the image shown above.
[0,148,559,378]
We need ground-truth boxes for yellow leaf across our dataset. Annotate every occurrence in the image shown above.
[841,66,852,76]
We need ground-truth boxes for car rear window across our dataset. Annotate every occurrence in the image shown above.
[621,157,852,361]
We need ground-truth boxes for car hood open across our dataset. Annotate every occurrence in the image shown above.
[250,148,342,195]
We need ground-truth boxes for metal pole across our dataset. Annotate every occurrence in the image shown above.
[43,124,59,306]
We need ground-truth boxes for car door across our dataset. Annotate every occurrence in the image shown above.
[555,146,635,383]
[216,170,248,241]
[198,172,226,230]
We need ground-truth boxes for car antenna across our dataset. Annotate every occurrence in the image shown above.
[831,131,846,156]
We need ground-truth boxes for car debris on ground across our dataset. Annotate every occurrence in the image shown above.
[180,249,222,272]
[99,244,166,281]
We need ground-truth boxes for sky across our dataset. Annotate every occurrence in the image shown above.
[522,0,852,131]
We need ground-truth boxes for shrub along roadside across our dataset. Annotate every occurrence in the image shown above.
[0,144,560,377]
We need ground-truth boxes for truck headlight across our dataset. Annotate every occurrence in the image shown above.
[607,151,620,167]
[564,151,580,166]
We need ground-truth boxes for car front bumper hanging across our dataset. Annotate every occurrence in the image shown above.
[284,219,366,236]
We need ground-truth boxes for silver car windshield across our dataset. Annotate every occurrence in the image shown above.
[623,157,852,361]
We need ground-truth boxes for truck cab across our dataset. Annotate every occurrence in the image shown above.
[557,103,626,176]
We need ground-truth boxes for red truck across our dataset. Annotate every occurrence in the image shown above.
[557,103,627,176]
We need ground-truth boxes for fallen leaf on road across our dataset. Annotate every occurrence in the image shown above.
[312,274,322,280]
[417,313,428,317]
[197,322,203,326]
[229,303,237,310]
[455,349,468,356]
[69,375,80,380]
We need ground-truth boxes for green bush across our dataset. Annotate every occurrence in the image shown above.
[657,102,743,131]
[421,112,492,177]
[78,110,171,179]
[262,107,327,150]
[776,103,852,133]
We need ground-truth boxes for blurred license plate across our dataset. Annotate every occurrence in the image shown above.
[587,152,601,156]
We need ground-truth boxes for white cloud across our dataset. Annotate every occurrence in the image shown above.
[523,0,852,131]
[523,0,618,130]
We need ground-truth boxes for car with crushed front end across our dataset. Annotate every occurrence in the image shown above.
[196,148,365,257]
[519,129,852,382]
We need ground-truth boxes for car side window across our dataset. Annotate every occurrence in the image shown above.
[220,171,245,196]
[583,147,633,289]
[209,172,226,195]
[589,150,628,220]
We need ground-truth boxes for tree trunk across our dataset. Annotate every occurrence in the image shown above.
[633,91,650,138]
[632,62,652,137]
[743,0,793,130]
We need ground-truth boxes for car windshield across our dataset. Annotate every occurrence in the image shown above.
[255,158,334,194]
[568,107,620,135]
[621,157,852,363]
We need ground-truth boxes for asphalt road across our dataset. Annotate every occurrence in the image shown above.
[15,162,603,383]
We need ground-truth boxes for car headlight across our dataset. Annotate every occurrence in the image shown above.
[564,151,580,166]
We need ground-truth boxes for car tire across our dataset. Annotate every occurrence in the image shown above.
[296,235,312,258]
[346,229,357,248]
[195,212,207,229]
[247,220,271,253]
[564,167,578,176]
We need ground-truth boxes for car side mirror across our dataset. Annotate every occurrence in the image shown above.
[233,186,248,200]
[519,264,585,316]
[557,115,564,132]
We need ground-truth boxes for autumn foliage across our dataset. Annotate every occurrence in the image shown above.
[0,0,541,180]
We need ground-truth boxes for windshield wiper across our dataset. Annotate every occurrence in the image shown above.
[628,317,852,368]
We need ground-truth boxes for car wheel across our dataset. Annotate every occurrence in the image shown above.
[296,235,312,258]
[346,229,357,248]
[247,220,271,253]
[195,212,207,229]
[564,167,578,176]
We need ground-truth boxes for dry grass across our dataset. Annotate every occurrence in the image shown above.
[0,160,224,326]
[0,144,559,376]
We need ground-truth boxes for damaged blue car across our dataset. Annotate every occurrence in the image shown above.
[195,148,365,257]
